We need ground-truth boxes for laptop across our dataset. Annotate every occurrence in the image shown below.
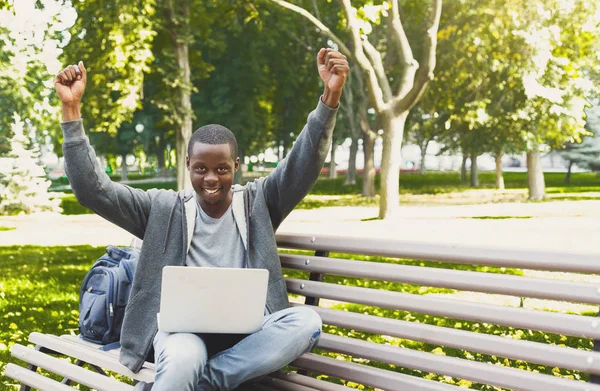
[158,266,269,334]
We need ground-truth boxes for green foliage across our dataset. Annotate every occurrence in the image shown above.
[0,226,15,231]
[61,0,157,136]
[59,195,92,215]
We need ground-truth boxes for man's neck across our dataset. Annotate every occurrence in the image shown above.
[197,193,233,219]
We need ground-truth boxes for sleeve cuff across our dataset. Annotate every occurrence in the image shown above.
[315,96,339,128]
[61,119,86,142]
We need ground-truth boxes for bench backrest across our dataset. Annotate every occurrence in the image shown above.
[276,233,600,391]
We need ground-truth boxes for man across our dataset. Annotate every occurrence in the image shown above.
[54,47,348,390]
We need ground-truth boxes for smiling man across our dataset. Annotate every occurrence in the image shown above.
[55,47,349,390]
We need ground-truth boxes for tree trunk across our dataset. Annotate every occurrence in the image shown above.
[362,132,376,197]
[420,139,429,175]
[329,136,337,179]
[565,161,573,185]
[379,112,407,219]
[470,153,479,188]
[156,137,169,177]
[495,153,505,190]
[345,135,358,185]
[461,154,468,183]
[527,147,546,200]
[167,0,192,191]
[120,153,128,181]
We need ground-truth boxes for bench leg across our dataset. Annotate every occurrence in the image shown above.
[60,359,108,385]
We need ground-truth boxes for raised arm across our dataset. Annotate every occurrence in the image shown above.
[262,49,349,228]
[55,62,153,238]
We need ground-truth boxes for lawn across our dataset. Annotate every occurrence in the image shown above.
[55,171,600,215]
[1,246,596,390]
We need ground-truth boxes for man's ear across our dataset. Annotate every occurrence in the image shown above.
[234,157,240,172]
[186,156,190,171]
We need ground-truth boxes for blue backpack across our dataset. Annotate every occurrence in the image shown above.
[79,245,139,345]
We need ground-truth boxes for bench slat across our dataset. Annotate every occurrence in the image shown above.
[4,363,75,391]
[28,332,155,382]
[286,278,600,339]
[318,333,600,391]
[272,371,351,391]
[292,353,462,391]
[258,377,322,391]
[281,253,600,304]
[276,233,600,273]
[293,303,600,374]
[10,344,134,391]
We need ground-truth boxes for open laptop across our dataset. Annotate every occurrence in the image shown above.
[158,266,269,334]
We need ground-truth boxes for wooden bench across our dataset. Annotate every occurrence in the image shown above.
[5,233,600,390]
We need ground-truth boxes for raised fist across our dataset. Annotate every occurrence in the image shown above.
[54,61,87,105]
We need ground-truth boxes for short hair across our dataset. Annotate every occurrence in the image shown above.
[188,124,238,160]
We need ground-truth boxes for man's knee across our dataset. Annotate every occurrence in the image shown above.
[287,307,322,348]
[156,332,208,371]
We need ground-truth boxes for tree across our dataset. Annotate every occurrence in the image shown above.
[0,1,66,157]
[269,0,442,219]
[562,104,600,182]
[418,0,599,196]
[0,114,61,215]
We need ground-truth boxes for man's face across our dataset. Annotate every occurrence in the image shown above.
[186,142,239,208]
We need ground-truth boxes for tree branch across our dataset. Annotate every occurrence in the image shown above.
[268,0,351,57]
[388,0,419,95]
[353,66,378,138]
[362,37,392,102]
[393,0,442,114]
[338,0,387,112]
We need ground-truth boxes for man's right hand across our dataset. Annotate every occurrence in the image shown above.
[54,61,87,105]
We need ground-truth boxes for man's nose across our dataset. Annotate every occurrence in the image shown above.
[204,170,218,182]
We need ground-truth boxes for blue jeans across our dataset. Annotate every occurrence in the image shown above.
[136,306,322,391]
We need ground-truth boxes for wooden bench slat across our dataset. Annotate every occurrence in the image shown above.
[318,333,600,391]
[28,332,155,382]
[272,371,350,391]
[294,303,600,374]
[277,233,600,273]
[258,377,322,391]
[10,344,134,391]
[281,253,600,304]
[4,363,75,391]
[292,352,462,391]
[287,278,600,339]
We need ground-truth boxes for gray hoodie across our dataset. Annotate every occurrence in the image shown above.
[61,99,338,373]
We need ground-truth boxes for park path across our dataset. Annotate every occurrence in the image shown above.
[1,200,600,256]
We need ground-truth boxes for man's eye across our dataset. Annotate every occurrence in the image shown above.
[196,167,206,173]
[217,168,228,174]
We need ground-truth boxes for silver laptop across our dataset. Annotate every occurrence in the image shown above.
[158,266,269,334]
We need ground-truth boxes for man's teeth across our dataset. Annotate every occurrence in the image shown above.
[205,189,219,194]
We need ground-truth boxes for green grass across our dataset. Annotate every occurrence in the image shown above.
[309,171,600,195]
[0,245,132,390]
[0,227,15,231]
[2,246,595,390]
[53,171,600,215]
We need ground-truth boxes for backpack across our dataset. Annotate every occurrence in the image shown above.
[79,245,139,345]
